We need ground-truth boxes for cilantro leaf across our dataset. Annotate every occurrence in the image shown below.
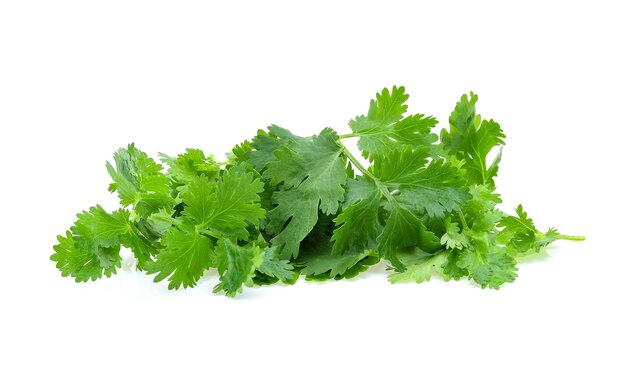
[457,246,518,289]
[440,93,506,186]
[440,218,470,250]
[297,236,377,280]
[64,205,160,270]
[106,144,174,217]
[256,246,296,283]
[331,179,382,255]
[122,226,160,270]
[376,202,440,270]
[52,86,584,295]
[51,231,121,282]
[145,224,214,289]
[213,239,264,297]
[264,128,347,258]
[246,125,301,171]
[373,146,469,218]
[388,250,446,284]
[464,185,503,231]
[349,86,438,160]
[160,148,221,186]
[441,249,469,281]
[498,205,563,255]
[183,166,265,240]
[146,164,265,289]
[70,205,129,249]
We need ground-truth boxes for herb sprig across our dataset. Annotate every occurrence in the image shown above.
[51,86,584,296]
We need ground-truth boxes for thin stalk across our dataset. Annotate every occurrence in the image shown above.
[337,140,376,182]
[458,211,470,231]
[336,139,395,202]
[339,133,360,139]
[558,234,586,241]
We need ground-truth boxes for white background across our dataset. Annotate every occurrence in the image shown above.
[1,1,624,365]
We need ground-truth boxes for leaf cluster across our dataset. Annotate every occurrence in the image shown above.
[51,86,583,296]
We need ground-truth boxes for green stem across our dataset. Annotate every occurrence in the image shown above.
[458,211,470,231]
[558,234,586,241]
[339,133,360,139]
[337,139,395,201]
[337,140,376,182]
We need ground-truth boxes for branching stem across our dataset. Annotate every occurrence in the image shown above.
[336,139,395,202]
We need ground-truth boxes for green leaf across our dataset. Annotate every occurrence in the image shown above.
[349,86,438,160]
[122,227,159,270]
[51,85,583,295]
[230,140,253,164]
[441,93,506,186]
[145,224,214,290]
[370,146,430,183]
[388,251,446,284]
[247,125,301,171]
[441,92,479,153]
[183,166,265,240]
[440,249,469,281]
[160,148,221,186]
[464,185,503,232]
[298,244,375,279]
[264,128,347,258]
[60,205,159,271]
[264,189,319,257]
[71,205,129,248]
[463,119,506,185]
[458,246,518,289]
[51,231,121,282]
[299,250,373,279]
[369,146,469,218]
[256,246,296,282]
[377,203,440,270]
[60,205,126,278]
[145,208,180,236]
[440,218,470,250]
[214,239,264,297]
[331,181,382,255]
[498,205,561,255]
[295,215,379,280]
[394,160,469,218]
[106,144,174,217]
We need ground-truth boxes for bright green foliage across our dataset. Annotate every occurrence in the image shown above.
[52,205,159,273]
[106,144,175,217]
[498,205,563,256]
[214,239,264,297]
[297,224,378,280]
[388,251,446,284]
[440,218,470,250]
[377,202,440,269]
[160,148,221,186]
[51,86,583,296]
[51,231,121,282]
[71,205,128,249]
[263,128,347,259]
[349,86,438,161]
[333,145,467,267]
[145,225,214,289]
[457,246,518,289]
[256,246,296,282]
[330,176,382,255]
[145,164,265,290]
[184,167,265,240]
[246,125,301,171]
[441,93,506,187]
